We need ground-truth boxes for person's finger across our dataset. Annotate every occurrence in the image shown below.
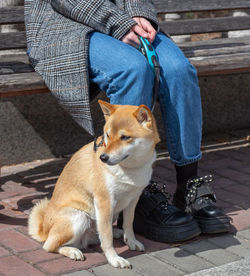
[140,18,157,43]
[148,29,157,43]
[132,24,148,38]
[121,30,140,47]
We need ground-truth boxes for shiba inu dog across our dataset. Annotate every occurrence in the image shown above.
[28,100,160,268]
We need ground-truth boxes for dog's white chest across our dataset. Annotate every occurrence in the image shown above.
[104,155,155,213]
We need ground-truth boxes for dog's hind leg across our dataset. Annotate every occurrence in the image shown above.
[43,229,85,260]
[43,208,91,261]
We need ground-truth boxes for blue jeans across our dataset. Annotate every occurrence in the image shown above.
[88,32,202,166]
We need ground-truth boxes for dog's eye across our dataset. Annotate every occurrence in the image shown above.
[120,135,131,141]
[106,133,110,139]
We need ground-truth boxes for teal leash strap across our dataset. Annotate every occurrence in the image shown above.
[138,36,160,112]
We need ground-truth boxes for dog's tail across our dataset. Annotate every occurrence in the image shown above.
[28,198,49,242]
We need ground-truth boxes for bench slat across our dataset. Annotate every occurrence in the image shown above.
[160,16,250,35]
[190,52,250,75]
[153,0,250,13]
[1,2,250,25]
[2,16,250,50]
[0,72,49,97]
[185,45,250,59]
[180,36,250,56]
[1,51,250,98]
[0,32,26,50]
[0,6,24,25]
[3,38,250,74]
[0,54,33,75]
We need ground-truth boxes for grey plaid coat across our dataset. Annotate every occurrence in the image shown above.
[24,0,159,135]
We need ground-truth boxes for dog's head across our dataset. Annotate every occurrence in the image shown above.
[98,100,160,168]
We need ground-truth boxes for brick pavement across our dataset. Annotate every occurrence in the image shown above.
[0,145,250,275]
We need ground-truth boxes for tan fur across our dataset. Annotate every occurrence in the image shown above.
[28,100,160,268]
[28,198,49,242]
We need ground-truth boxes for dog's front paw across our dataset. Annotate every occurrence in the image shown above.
[124,236,145,252]
[69,248,85,261]
[108,255,131,268]
[58,247,85,261]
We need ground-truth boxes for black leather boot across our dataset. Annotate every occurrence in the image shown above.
[173,163,231,234]
[118,181,201,243]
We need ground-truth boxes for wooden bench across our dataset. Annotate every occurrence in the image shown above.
[1,0,250,98]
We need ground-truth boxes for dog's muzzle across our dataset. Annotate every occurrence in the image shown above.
[100,153,129,165]
[100,153,109,163]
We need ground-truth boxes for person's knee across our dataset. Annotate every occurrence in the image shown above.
[163,56,196,80]
[109,53,154,107]
[126,54,153,82]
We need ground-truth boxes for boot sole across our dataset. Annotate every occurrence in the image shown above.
[133,214,201,243]
[194,215,231,234]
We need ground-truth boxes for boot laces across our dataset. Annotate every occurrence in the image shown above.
[186,175,214,206]
[147,180,171,209]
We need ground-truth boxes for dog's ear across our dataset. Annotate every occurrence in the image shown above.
[134,105,160,144]
[133,105,152,126]
[98,100,117,121]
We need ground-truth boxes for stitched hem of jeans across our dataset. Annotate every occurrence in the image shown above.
[171,152,202,166]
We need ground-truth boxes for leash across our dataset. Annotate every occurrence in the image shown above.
[137,36,160,112]
[94,36,160,152]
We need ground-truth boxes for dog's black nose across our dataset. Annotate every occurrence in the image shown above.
[100,153,109,163]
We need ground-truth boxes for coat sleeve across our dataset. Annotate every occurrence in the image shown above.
[50,0,137,40]
[124,0,159,31]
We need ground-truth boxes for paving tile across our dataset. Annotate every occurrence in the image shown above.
[0,255,45,276]
[92,264,141,276]
[232,164,250,175]
[180,239,241,266]
[128,254,183,276]
[0,245,10,257]
[199,157,239,171]
[133,234,171,253]
[64,270,95,276]
[207,234,250,258]
[0,181,36,200]
[154,156,172,169]
[223,184,250,198]
[20,248,63,264]
[0,229,40,252]
[186,257,250,276]
[237,229,250,240]
[1,192,47,215]
[151,246,213,274]
[214,168,250,184]
[37,250,106,275]
[215,189,250,206]
[226,208,250,231]
[153,165,176,183]
[1,164,35,177]
[0,213,27,231]
[211,177,238,188]
[214,198,231,209]
[103,239,142,260]
[219,149,250,164]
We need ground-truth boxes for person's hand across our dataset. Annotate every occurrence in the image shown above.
[121,23,149,48]
[133,17,157,43]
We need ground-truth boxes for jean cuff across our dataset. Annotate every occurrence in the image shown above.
[171,152,202,167]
